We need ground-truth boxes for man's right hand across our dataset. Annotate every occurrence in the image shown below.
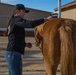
[26,43,32,48]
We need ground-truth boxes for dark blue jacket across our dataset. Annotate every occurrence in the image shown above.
[6,16,44,54]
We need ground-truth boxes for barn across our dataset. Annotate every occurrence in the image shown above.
[54,1,76,20]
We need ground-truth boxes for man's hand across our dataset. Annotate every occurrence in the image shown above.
[44,16,52,22]
[26,43,32,48]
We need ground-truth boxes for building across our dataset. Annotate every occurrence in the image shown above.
[54,1,76,20]
[0,3,51,28]
[0,3,52,36]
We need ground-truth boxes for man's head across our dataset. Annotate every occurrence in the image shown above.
[13,4,29,18]
[14,4,29,13]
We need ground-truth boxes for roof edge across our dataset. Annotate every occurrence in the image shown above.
[54,1,76,11]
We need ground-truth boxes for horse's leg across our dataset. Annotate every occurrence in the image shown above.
[42,43,60,75]
[74,50,76,74]
[43,52,60,75]
[74,59,76,74]
[72,28,76,75]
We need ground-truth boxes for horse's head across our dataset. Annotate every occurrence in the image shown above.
[34,23,45,49]
[34,27,42,47]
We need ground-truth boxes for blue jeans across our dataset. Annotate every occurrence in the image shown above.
[5,51,22,75]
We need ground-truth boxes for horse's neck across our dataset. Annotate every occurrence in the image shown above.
[38,23,45,37]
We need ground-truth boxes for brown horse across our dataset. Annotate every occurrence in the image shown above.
[34,18,76,75]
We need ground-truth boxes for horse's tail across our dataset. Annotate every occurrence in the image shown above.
[59,25,74,75]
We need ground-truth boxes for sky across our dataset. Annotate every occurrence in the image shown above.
[1,0,74,12]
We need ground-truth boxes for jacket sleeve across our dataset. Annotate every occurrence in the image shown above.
[14,17,44,28]
[28,19,44,28]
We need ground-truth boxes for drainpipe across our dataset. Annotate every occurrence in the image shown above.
[58,0,61,18]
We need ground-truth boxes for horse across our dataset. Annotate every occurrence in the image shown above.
[34,18,76,75]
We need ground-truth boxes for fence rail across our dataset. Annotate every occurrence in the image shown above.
[0,28,34,31]
[0,42,35,45]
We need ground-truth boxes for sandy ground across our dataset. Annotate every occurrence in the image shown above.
[0,37,60,75]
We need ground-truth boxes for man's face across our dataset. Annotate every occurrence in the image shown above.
[18,10,26,18]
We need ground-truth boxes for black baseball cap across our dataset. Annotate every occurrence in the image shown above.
[14,4,29,13]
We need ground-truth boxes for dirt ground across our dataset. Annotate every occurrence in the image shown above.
[0,37,60,75]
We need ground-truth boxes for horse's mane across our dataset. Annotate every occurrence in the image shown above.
[35,22,45,37]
